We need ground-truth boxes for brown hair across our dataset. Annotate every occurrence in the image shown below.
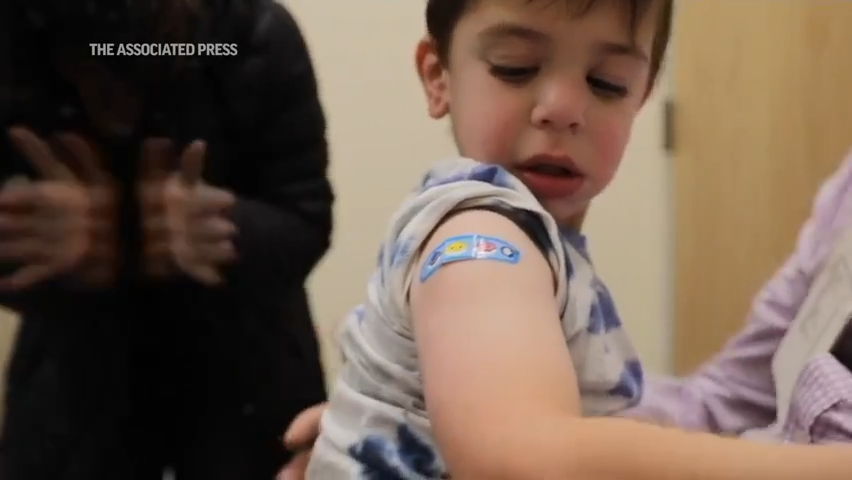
[425,0,674,91]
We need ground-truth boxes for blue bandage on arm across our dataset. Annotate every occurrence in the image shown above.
[419,234,521,282]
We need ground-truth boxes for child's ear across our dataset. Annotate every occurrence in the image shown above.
[414,36,450,119]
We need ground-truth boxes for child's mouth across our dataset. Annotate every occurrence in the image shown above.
[515,163,585,199]
[522,164,580,177]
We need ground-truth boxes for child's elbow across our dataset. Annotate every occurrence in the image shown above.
[435,417,584,479]
[444,448,582,480]
[441,447,518,480]
[434,420,510,477]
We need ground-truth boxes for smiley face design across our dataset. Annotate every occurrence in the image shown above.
[443,240,469,256]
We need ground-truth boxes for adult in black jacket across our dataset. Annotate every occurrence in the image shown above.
[0,1,331,479]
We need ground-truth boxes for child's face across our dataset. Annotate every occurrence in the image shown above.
[417,0,660,224]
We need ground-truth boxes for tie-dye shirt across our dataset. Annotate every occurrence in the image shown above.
[307,158,642,479]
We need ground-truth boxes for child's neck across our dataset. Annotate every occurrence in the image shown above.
[564,209,587,231]
[554,209,587,232]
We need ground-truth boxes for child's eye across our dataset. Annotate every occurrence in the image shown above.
[587,76,629,98]
[489,64,539,84]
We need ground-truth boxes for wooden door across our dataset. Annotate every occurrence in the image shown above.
[672,1,852,373]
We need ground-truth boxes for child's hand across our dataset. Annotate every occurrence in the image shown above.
[278,402,326,480]
[0,128,116,289]
[139,139,237,285]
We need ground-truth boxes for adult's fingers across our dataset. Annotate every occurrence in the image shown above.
[0,240,42,262]
[0,185,41,212]
[189,264,223,285]
[176,257,223,286]
[54,133,109,185]
[187,217,237,242]
[179,140,206,187]
[0,263,55,290]
[0,214,38,236]
[7,127,75,181]
[194,241,237,265]
[188,186,235,217]
[0,181,94,216]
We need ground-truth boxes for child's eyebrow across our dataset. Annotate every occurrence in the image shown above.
[593,41,649,63]
[477,22,649,63]
[478,22,549,46]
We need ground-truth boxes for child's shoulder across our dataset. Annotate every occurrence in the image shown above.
[417,157,528,194]
[372,157,569,305]
[384,157,555,247]
[396,157,548,223]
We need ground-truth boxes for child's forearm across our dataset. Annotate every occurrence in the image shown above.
[569,417,850,480]
[462,415,851,479]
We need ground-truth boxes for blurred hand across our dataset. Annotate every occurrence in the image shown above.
[0,127,115,289]
[139,138,236,284]
[278,402,326,480]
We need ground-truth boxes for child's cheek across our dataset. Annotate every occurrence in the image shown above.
[592,124,631,184]
[455,114,518,165]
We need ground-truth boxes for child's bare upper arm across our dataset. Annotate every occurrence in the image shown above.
[409,208,581,471]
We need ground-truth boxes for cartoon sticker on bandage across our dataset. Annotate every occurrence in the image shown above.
[420,234,520,281]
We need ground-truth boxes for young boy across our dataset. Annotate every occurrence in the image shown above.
[305,0,852,478]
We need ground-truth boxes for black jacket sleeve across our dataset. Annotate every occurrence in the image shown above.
[221,2,333,288]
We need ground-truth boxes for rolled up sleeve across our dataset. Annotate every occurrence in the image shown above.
[781,353,852,443]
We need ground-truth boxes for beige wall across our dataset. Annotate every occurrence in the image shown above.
[0,0,674,418]
[0,309,17,422]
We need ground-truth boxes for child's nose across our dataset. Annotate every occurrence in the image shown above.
[530,78,589,133]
